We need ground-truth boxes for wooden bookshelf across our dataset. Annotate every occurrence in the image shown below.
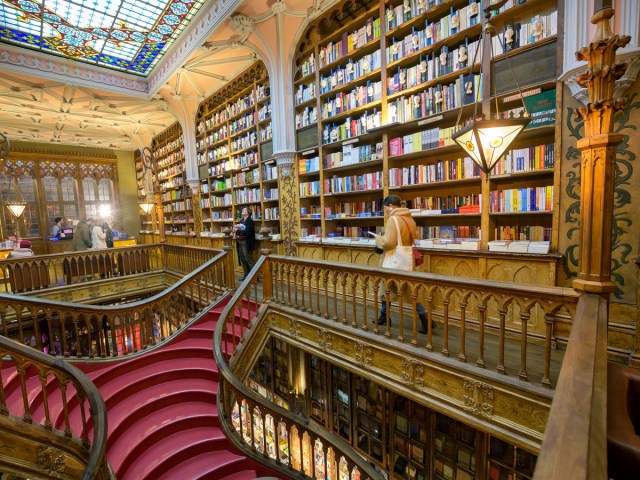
[292,0,562,253]
[151,122,190,236]
[195,62,279,239]
[488,435,537,480]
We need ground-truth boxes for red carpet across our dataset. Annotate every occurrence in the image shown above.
[7,300,276,480]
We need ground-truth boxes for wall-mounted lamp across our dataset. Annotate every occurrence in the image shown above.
[452,0,530,177]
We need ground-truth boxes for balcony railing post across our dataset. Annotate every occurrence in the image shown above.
[222,227,235,289]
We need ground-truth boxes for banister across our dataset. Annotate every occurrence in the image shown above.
[213,256,385,480]
[533,294,609,479]
[0,335,109,479]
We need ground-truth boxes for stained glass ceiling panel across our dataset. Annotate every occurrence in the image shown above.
[0,0,205,76]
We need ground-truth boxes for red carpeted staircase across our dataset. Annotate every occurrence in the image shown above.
[6,301,277,480]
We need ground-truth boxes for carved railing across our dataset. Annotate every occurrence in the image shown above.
[533,293,609,479]
[214,257,385,480]
[0,243,223,294]
[0,248,231,358]
[266,255,579,388]
[0,335,109,479]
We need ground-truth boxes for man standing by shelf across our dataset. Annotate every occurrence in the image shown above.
[235,207,256,281]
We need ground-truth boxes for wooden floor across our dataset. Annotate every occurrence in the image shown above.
[239,273,565,390]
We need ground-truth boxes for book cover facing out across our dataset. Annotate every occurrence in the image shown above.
[523,89,556,128]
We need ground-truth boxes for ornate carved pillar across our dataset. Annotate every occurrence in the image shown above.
[154,184,166,243]
[274,151,299,256]
[187,179,203,245]
[572,7,630,294]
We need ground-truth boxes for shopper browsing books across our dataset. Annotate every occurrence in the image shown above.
[234,207,256,281]
[375,195,435,332]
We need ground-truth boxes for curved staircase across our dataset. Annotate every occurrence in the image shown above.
[6,301,277,480]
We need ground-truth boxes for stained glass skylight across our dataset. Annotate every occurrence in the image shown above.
[0,0,205,76]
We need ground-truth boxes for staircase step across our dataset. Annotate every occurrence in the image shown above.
[122,439,246,480]
[154,449,253,480]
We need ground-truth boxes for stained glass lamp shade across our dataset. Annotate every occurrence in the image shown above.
[7,201,27,218]
[453,117,530,174]
[0,0,205,76]
[139,201,154,214]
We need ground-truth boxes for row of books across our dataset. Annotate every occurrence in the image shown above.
[300,180,321,197]
[298,156,320,174]
[318,17,382,68]
[233,188,261,204]
[324,171,383,194]
[230,150,259,169]
[295,106,317,130]
[325,201,384,218]
[229,111,255,135]
[207,144,228,162]
[230,131,257,153]
[259,124,272,142]
[496,225,551,242]
[262,164,278,181]
[492,144,555,175]
[387,38,480,93]
[389,125,457,156]
[204,125,227,146]
[490,12,558,54]
[488,240,551,254]
[233,169,260,187]
[226,91,256,119]
[321,80,383,119]
[386,1,479,32]
[200,109,227,132]
[489,186,553,213]
[300,206,321,218]
[322,109,382,144]
[319,50,382,94]
[264,207,279,220]
[263,188,279,201]
[159,177,183,191]
[157,164,183,180]
[210,209,232,220]
[295,81,316,106]
[411,194,481,211]
[299,53,316,78]
[156,150,183,169]
[210,194,232,206]
[387,74,481,124]
[419,225,479,239]
[257,102,271,122]
[389,158,480,186]
[325,142,383,169]
[154,137,183,159]
[211,178,232,191]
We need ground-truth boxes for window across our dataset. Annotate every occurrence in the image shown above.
[83,177,114,220]
[43,176,78,234]
[1,174,40,237]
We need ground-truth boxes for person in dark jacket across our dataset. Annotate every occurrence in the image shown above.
[234,207,256,280]
[103,223,114,248]
[68,219,92,251]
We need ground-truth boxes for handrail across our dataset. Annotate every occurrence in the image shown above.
[0,243,222,294]
[0,335,109,479]
[0,247,232,358]
[266,255,579,388]
[213,256,385,480]
[533,294,609,479]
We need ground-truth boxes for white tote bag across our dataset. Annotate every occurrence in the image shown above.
[382,216,414,271]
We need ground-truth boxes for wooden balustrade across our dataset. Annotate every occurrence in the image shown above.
[214,256,385,480]
[0,248,230,358]
[0,335,109,479]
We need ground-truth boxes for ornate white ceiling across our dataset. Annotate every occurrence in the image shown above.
[0,0,327,151]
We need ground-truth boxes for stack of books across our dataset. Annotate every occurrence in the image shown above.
[507,240,530,253]
[528,241,551,254]
[488,240,511,252]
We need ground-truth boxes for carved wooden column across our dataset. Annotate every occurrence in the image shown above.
[571,6,630,295]
[274,151,299,256]
[188,179,203,245]
[154,185,166,243]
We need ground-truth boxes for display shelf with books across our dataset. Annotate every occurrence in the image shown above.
[194,62,277,238]
[392,394,430,480]
[293,0,562,257]
[434,413,478,480]
[488,436,537,480]
[151,122,190,236]
[354,375,386,466]
[308,355,328,426]
[331,365,352,443]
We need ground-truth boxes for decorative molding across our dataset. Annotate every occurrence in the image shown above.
[273,151,296,177]
[462,378,495,418]
[563,51,640,106]
[229,13,256,36]
[354,341,373,368]
[0,45,149,96]
[289,318,301,338]
[401,358,425,390]
[318,329,333,351]
[36,446,66,477]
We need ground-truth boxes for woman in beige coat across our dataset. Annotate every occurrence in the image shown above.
[375,195,434,332]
